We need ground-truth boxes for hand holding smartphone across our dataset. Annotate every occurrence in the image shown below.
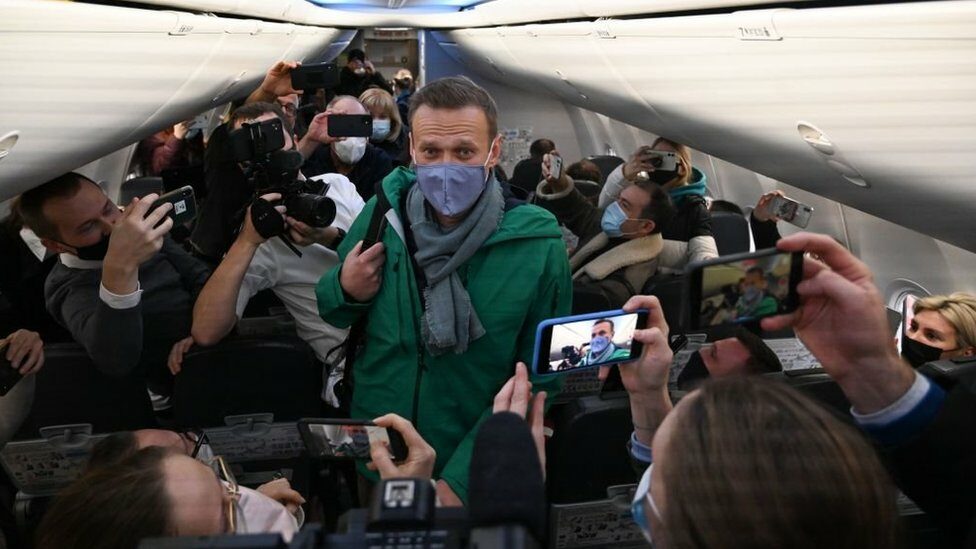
[148,185,197,227]
[298,419,407,461]
[532,309,649,375]
[545,153,563,181]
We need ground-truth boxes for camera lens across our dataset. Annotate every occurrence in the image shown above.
[285,193,336,227]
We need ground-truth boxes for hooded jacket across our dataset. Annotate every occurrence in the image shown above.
[316,167,571,502]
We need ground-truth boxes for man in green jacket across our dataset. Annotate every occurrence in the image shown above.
[316,76,571,504]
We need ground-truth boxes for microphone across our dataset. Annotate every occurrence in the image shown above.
[468,412,546,546]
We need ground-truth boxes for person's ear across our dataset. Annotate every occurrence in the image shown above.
[639,219,656,236]
[40,237,71,255]
[408,133,415,164]
[486,135,502,168]
[963,346,976,357]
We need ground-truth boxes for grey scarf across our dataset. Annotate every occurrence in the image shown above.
[406,179,504,356]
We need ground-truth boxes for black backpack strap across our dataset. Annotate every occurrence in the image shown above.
[334,191,393,413]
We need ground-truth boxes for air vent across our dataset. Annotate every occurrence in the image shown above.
[0,131,19,164]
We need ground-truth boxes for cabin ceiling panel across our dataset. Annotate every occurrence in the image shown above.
[0,1,343,198]
[450,1,976,251]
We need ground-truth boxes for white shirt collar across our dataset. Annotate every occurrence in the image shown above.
[58,252,103,270]
[19,227,50,261]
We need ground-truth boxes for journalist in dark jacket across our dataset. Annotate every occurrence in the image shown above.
[16,173,209,388]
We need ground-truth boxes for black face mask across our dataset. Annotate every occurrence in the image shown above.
[648,168,678,185]
[72,233,111,261]
[901,334,945,368]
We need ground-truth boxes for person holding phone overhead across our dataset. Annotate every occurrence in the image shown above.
[300,95,394,201]
[316,76,571,505]
[14,173,210,396]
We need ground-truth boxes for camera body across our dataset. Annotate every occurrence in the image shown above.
[228,118,336,229]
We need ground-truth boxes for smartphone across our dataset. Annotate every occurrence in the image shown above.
[639,148,678,172]
[290,62,339,91]
[768,195,813,228]
[685,248,804,330]
[897,295,918,354]
[547,154,563,180]
[327,114,373,138]
[149,185,197,226]
[362,215,387,250]
[298,419,407,461]
[532,309,649,375]
[0,342,22,397]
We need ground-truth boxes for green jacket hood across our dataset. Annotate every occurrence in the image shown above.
[380,166,563,245]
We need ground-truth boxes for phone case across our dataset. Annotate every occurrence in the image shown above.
[0,354,21,397]
[328,115,372,138]
[532,309,647,375]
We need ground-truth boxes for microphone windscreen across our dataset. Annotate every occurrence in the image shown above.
[468,412,546,542]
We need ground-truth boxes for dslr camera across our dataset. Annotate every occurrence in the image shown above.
[228,118,336,229]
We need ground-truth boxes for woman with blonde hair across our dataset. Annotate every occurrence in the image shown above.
[902,292,976,367]
[359,88,408,165]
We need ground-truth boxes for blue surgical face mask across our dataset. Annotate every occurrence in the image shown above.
[632,464,661,545]
[742,286,762,301]
[413,141,496,218]
[601,202,645,238]
[371,119,391,142]
[589,335,611,355]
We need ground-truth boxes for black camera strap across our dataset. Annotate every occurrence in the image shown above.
[333,190,393,413]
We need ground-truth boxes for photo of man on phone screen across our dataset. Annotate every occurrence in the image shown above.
[580,318,631,366]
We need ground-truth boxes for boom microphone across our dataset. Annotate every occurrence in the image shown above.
[468,412,546,545]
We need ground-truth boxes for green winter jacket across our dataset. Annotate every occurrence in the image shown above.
[316,167,572,502]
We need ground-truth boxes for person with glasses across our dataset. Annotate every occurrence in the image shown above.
[36,447,305,548]
[606,294,899,548]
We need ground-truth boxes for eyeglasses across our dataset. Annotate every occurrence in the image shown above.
[277,103,298,115]
[180,429,209,459]
[210,456,240,533]
[631,463,662,544]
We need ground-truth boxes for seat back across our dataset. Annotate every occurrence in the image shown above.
[14,343,156,440]
[710,211,751,255]
[585,155,625,182]
[118,176,163,204]
[546,395,635,503]
[172,336,323,428]
[767,371,852,419]
[641,273,686,333]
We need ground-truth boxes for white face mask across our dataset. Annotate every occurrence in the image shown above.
[235,485,300,542]
[333,137,367,165]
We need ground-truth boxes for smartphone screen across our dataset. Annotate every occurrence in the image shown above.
[548,154,562,180]
[327,115,372,138]
[533,309,648,375]
[770,196,813,228]
[298,419,406,461]
[688,249,803,330]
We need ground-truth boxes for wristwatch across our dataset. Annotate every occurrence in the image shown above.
[328,228,346,251]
